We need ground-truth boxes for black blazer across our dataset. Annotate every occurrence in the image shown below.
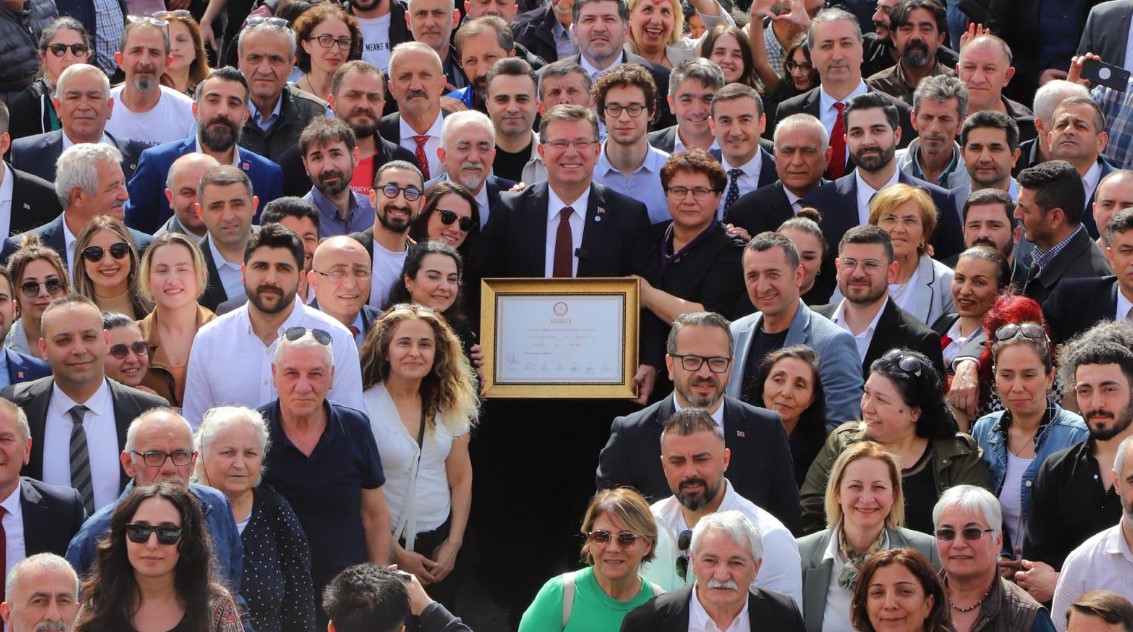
[198,235,232,313]
[9,130,143,183]
[1043,275,1119,344]
[1078,0,1133,66]
[773,86,917,159]
[6,165,61,236]
[726,180,796,236]
[512,3,559,64]
[813,299,945,376]
[0,378,169,488]
[20,477,86,559]
[1022,227,1112,305]
[1083,157,1118,239]
[0,215,154,265]
[620,585,806,632]
[596,395,802,534]
[277,133,418,197]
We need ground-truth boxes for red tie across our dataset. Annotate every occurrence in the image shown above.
[553,206,574,277]
[827,102,847,180]
[413,135,431,181]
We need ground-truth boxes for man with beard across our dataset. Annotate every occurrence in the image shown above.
[122,67,283,235]
[182,223,365,426]
[448,17,515,111]
[155,153,219,241]
[861,0,958,78]
[865,0,954,105]
[193,166,260,313]
[635,408,801,602]
[426,110,514,227]
[950,188,1028,284]
[597,312,801,534]
[1,554,81,632]
[1048,97,1116,239]
[1013,324,1133,604]
[348,0,412,74]
[350,160,424,309]
[895,75,969,190]
[301,117,375,238]
[104,19,195,147]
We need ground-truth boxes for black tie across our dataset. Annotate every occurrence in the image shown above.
[68,405,94,515]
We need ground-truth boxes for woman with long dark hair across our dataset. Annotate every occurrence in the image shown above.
[408,182,481,320]
[748,345,828,487]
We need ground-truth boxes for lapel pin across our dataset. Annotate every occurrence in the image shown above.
[595,206,605,222]
[22,203,30,210]
[16,372,23,379]
[736,430,746,438]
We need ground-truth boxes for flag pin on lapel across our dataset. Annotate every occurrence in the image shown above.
[736,430,745,438]
[16,372,23,379]
[595,206,605,222]
[242,162,250,170]
[22,203,30,211]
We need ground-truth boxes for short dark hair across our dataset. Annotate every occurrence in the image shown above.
[571,0,628,26]
[960,110,1020,151]
[1068,590,1133,632]
[198,165,253,204]
[869,348,956,439]
[665,311,732,356]
[332,60,384,97]
[838,224,894,262]
[322,563,409,632]
[1017,160,1086,226]
[486,56,538,97]
[1054,95,1107,133]
[1062,328,1133,396]
[194,66,250,103]
[260,196,321,234]
[962,188,1015,226]
[844,92,900,132]
[1108,208,1133,244]
[537,59,589,100]
[539,104,598,143]
[888,0,947,35]
[300,116,357,156]
[710,82,763,118]
[454,15,514,53]
[660,408,724,444]
[244,222,305,268]
[374,160,424,190]
[745,231,800,269]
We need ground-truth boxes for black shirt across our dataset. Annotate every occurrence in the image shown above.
[901,444,938,535]
[741,327,790,400]
[493,141,532,183]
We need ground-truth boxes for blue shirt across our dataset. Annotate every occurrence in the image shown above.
[303,187,376,238]
[592,143,671,224]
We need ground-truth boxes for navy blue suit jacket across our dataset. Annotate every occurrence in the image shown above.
[9,130,144,183]
[123,135,284,234]
[0,215,154,264]
[4,349,50,384]
[20,477,86,559]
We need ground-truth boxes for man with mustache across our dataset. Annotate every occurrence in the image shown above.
[426,110,514,227]
[895,75,969,190]
[380,42,448,181]
[301,117,375,238]
[351,160,425,309]
[1048,97,1116,239]
[865,0,953,106]
[121,67,284,235]
[951,188,1028,286]
[1,554,82,632]
[861,0,958,78]
[182,222,365,426]
[448,17,514,112]
[104,18,195,148]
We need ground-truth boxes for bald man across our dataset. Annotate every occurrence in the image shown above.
[156,153,221,240]
[310,236,379,347]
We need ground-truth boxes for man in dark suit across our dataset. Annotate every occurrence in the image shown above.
[712,85,778,220]
[1078,0,1133,68]
[811,225,944,375]
[512,0,570,64]
[380,42,449,180]
[1013,81,1091,178]
[309,236,380,348]
[0,163,59,242]
[597,311,802,532]
[647,59,723,156]
[425,110,515,228]
[0,295,168,517]
[1048,97,1116,238]
[621,511,806,632]
[1017,160,1113,304]
[195,166,260,313]
[154,153,218,241]
[123,67,283,235]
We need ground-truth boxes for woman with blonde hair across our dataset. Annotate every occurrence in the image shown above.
[72,215,148,319]
[625,0,733,67]
[5,235,68,358]
[359,304,479,607]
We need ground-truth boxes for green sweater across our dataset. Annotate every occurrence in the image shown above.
[518,566,656,632]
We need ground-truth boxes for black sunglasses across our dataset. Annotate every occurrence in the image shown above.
[882,349,924,377]
[284,327,331,345]
[110,340,150,359]
[587,529,640,548]
[153,9,191,18]
[994,323,1046,342]
[46,43,89,57]
[125,523,183,545]
[19,278,65,299]
[437,210,475,232]
[676,529,693,581]
[935,527,994,542]
[82,242,131,263]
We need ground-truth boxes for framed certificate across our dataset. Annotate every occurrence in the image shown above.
[479,278,640,399]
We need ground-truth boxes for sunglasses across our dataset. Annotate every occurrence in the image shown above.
[284,326,331,345]
[46,43,89,57]
[153,9,191,18]
[994,323,1046,342]
[110,340,150,359]
[935,527,994,542]
[587,530,641,548]
[125,523,183,545]
[437,210,475,232]
[127,14,169,26]
[676,529,692,581]
[244,16,289,28]
[19,278,65,299]
[82,242,131,263]
[882,349,924,377]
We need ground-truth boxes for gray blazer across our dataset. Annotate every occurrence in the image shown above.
[796,527,940,632]
[726,299,864,429]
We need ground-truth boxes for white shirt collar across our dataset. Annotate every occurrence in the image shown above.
[398,111,444,142]
[1117,280,1133,323]
[0,164,13,208]
[689,582,751,632]
[0,480,20,516]
[721,152,762,182]
[819,80,869,114]
[671,393,726,427]
[1084,160,1104,203]
[579,52,621,78]
[547,184,591,219]
[61,132,113,151]
[855,169,901,224]
[832,295,889,334]
[207,233,242,270]
[193,137,243,167]
[61,216,79,273]
[674,132,720,154]
[50,378,112,411]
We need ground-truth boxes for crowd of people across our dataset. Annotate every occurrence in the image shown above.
[4,0,1133,628]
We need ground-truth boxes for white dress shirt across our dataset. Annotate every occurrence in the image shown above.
[206,236,243,301]
[1052,523,1133,631]
[61,132,113,151]
[42,380,120,512]
[854,168,901,226]
[1117,283,1133,323]
[61,218,78,277]
[689,584,752,632]
[717,155,763,219]
[831,296,889,363]
[672,394,725,427]
[0,482,25,578]
[1083,160,1103,205]
[819,81,869,165]
[0,164,13,243]
[544,186,589,277]
[398,112,444,181]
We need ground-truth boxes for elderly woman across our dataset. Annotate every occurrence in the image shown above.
[519,487,662,631]
[748,345,829,486]
[933,486,1055,632]
[801,349,991,535]
[72,215,148,319]
[101,313,157,394]
[969,323,1086,560]
[160,11,210,96]
[6,17,92,140]
[797,442,939,632]
[625,0,733,67]
[779,210,833,306]
[850,548,951,632]
[5,235,67,359]
[194,406,317,632]
[292,4,361,100]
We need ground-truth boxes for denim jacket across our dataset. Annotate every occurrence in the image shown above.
[970,402,1087,543]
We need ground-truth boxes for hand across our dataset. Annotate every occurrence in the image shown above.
[773,0,812,28]
[1039,68,1070,86]
[958,22,989,50]
[1067,53,1101,87]
[998,552,1023,580]
[200,20,218,50]
[725,224,752,242]
[470,344,484,369]
[394,547,440,585]
[631,365,658,406]
[440,96,469,114]
[946,359,980,416]
[430,538,462,583]
[750,0,778,18]
[390,564,434,616]
[1014,559,1058,603]
[508,181,528,192]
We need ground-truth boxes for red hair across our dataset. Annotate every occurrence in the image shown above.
[977,291,1050,403]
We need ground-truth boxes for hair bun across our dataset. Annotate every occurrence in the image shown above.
[796,207,822,224]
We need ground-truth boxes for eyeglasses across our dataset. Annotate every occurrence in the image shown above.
[785,60,813,72]
[544,139,599,151]
[603,103,646,118]
[312,267,372,281]
[838,257,885,273]
[437,210,475,232]
[307,34,352,49]
[671,354,732,373]
[125,523,183,545]
[284,326,332,345]
[46,43,89,57]
[81,242,131,263]
[587,529,641,548]
[130,450,194,467]
[935,527,994,542]
[676,529,693,581]
[152,9,191,18]
[882,349,925,377]
[994,323,1046,342]
[19,278,65,299]
[244,16,290,28]
[127,15,169,26]
[666,186,718,201]
[379,184,423,201]
[110,340,150,359]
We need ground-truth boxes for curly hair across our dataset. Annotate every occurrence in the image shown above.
[293,3,362,74]
[72,215,148,316]
[850,548,951,632]
[868,348,957,439]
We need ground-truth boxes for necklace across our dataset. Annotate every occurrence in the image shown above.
[950,585,993,613]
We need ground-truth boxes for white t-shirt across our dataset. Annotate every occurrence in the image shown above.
[106,85,196,147]
[357,15,393,72]
[369,240,408,308]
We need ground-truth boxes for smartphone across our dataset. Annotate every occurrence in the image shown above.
[1081,58,1130,92]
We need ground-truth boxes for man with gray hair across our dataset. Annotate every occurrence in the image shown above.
[622,508,805,631]
[895,75,970,191]
[0,553,81,632]
[648,59,723,155]
[105,19,195,147]
[404,0,466,91]
[1014,79,1090,176]
[379,42,448,180]
[537,59,592,112]
[426,110,514,227]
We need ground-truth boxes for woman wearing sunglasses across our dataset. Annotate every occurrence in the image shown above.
[410,182,482,319]
[359,304,479,608]
[5,235,68,359]
[797,442,939,632]
[800,349,991,535]
[101,312,159,395]
[74,482,242,632]
[136,232,217,408]
[159,11,211,97]
[969,321,1086,566]
[73,216,149,319]
[292,4,361,102]
[6,17,93,140]
[519,487,661,631]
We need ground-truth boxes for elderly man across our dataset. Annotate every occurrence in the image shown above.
[404,0,465,91]
[105,18,195,147]
[648,59,722,155]
[623,509,806,631]
[537,60,591,112]
[956,34,1037,144]
[301,117,376,238]
[309,236,378,347]
[1047,97,1116,239]
[379,42,448,180]
[1015,80,1090,176]
[426,110,514,227]
[895,75,970,190]
[0,554,80,632]
[258,331,391,606]
[351,160,425,309]
[155,153,218,240]
[866,0,955,105]
[486,57,544,183]
[323,563,470,632]
[934,486,1054,631]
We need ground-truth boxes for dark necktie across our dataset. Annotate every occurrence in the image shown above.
[413,135,431,181]
[553,206,574,278]
[724,169,744,214]
[68,405,94,515]
[828,101,847,180]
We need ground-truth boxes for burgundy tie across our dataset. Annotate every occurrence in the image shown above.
[413,135,431,181]
[827,102,847,180]
[553,206,574,277]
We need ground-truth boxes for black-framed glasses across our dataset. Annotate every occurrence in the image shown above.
[587,529,640,548]
[284,327,332,345]
[785,60,813,72]
[152,9,191,19]
[603,103,646,118]
[125,523,183,545]
[127,15,169,26]
[19,278,65,299]
[935,527,994,542]
[307,34,352,49]
[666,186,718,201]
[882,349,924,377]
[244,16,289,28]
[379,184,422,201]
[110,340,150,359]
[130,450,194,467]
[46,43,89,57]
[671,354,732,373]
[81,242,131,263]
[994,323,1046,342]
[438,210,475,232]
[676,529,693,581]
